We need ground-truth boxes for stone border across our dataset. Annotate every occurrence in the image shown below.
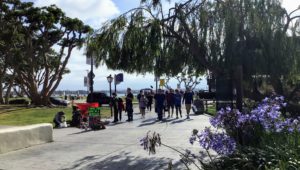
[0,123,53,154]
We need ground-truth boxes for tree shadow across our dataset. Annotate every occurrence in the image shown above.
[62,151,184,170]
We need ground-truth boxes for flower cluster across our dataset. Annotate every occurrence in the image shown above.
[139,131,161,155]
[190,127,236,155]
[209,96,300,133]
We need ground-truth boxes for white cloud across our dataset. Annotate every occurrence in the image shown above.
[33,0,120,28]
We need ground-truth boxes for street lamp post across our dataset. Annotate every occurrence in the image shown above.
[107,75,113,117]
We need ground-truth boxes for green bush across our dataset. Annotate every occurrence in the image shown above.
[8,99,30,105]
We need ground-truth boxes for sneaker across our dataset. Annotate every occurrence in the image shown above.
[176,117,179,119]
[187,116,190,119]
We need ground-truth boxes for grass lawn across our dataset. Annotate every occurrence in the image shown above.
[0,105,112,126]
[206,103,216,116]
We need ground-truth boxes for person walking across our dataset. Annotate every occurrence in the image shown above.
[139,94,148,118]
[111,92,119,123]
[182,88,194,119]
[137,90,143,114]
[125,88,134,121]
[146,91,153,111]
[166,89,175,118]
[174,89,182,119]
[117,97,125,121]
[154,89,165,121]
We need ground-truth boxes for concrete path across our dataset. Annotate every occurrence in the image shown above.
[0,108,212,170]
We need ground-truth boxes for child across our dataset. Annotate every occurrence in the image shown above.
[139,94,148,118]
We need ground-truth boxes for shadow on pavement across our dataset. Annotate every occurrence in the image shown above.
[106,121,126,126]
[138,120,158,127]
[141,118,157,123]
[68,130,92,135]
[170,118,193,124]
[62,151,184,170]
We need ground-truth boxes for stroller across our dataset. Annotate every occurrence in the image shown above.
[192,99,204,115]
[76,103,105,130]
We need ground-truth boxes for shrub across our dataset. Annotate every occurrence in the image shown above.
[140,96,300,169]
[8,99,30,105]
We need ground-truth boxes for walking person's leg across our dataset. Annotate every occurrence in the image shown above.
[179,105,182,117]
[185,104,191,119]
[119,110,122,121]
[158,107,163,121]
[114,108,118,122]
[127,109,130,121]
[167,105,171,118]
[175,105,179,118]
[142,109,145,118]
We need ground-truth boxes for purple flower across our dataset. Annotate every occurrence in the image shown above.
[189,136,196,144]
[196,128,236,155]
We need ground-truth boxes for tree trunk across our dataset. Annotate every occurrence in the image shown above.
[235,65,243,111]
[4,83,13,104]
[0,78,4,104]
[30,94,50,106]
[270,76,284,95]
[288,84,300,101]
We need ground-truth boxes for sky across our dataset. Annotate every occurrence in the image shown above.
[21,0,300,91]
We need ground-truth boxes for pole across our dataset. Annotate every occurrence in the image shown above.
[109,82,112,117]
[89,56,94,94]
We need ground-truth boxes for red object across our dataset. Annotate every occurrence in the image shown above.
[76,103,99,116]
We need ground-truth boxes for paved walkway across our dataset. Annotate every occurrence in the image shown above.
[0,108,212,170]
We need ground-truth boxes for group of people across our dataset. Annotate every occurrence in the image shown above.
[53,106,82,128]
[53,87,195,128]
[152,88,194,121]
[112,87,194,123]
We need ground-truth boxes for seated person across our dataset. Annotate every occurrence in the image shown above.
[53,111,66,128]
[71,106,81,127]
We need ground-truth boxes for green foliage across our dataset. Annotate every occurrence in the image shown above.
[0,0,92,105]
[89,0,300,98]
[202,131,300,170]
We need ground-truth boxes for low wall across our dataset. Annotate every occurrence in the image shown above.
[0,123,53,154]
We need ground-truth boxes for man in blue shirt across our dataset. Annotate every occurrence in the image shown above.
[154,89,165,121]
[174,89,182,119]
[182,88,193,119]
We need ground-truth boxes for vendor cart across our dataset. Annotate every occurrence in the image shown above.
[76,103,105,130]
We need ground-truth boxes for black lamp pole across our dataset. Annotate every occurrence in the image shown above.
[109,81,112,117]
[107,75,113,117]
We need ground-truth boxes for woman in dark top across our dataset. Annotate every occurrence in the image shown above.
[146,91,153,111]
